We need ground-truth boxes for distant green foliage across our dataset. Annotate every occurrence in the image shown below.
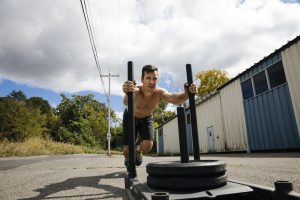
[52,94,115,148]
[0,90,122,150]
[7,90,27,102]
[153,100,176,128]
[110,123,123,151]
[0,97,47,141]
[26,96,52,114]
[0,89,185,154]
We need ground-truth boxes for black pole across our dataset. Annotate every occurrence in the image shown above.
[186,64,200,160]
[177,107,189,163]
[127,61,136,178]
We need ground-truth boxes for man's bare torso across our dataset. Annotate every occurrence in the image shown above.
[134,87,163,118]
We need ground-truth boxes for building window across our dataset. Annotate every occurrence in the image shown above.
[241,79,254,100]
[253,71,268,95]
[267,61,286,88]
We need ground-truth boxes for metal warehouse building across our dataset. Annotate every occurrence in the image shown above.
[156,35,300,155]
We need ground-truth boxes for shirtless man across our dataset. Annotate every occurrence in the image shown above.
[122,64,197,170]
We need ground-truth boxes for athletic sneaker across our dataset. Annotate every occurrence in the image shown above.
[124,160,129,172]
[135,151,143,166]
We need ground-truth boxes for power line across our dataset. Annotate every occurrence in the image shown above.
[80,0,109,101]
[80,0,120,156]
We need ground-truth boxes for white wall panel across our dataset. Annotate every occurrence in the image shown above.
[162,117,180,154]
[282,41,300,136]
[196,93,224,153]
[219,80,248,151]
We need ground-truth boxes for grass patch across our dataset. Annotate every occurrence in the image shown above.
[0,138,122,157]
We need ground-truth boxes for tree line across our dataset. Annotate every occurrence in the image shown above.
[0,90,178,151]
[0,90,121,149]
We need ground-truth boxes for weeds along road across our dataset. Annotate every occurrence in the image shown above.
[0,153,299,200]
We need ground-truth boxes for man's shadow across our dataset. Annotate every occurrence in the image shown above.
[20,172,127,200]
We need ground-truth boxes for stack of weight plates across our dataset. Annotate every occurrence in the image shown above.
[146,160,227,191]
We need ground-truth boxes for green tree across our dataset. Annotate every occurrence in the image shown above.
[26,97,51,115]
[46,111,61,140]
[153,100,176,128]
[195,69,230,98]
[54,94,112,147]
[0,97,47,141]
[7,90,27,102]
[110,122,123,150]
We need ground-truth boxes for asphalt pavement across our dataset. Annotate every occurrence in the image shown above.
[0,153,299,200]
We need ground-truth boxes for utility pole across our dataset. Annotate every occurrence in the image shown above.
[100,73,119,156]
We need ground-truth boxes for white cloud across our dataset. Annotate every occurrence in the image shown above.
[1,0,300,97]
[114,111,124,121]
[165,103,177,113]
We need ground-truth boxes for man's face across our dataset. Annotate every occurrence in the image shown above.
[142,71,158,92]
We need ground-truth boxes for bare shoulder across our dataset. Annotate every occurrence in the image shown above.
[133,85,142,94]
[155,87,169,95]
[155,87,170,101]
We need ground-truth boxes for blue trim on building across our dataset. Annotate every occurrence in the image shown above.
[157,128,164,155]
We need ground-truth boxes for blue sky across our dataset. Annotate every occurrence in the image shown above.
[0,79,121,108]
[1,0,300,119]
[0,77,173,117]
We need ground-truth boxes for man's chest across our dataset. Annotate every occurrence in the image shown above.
[135,94,160,110]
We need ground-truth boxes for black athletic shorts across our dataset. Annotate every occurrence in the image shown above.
[122,109,154,145]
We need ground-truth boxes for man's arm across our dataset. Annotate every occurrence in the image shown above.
[123,94,129,106]
[160,89,188,105]
[160,83,197,105]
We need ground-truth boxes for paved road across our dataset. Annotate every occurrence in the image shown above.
[0,153,299,200]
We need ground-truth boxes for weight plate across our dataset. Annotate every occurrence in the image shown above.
[147,174,228,191]
[146,160,226,177]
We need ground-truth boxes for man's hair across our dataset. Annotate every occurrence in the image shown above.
[141,65,158,79]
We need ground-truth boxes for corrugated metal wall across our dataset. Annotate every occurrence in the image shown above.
[160,116,180,154]
[243,84,299,150]
[158,82,248,154]
[219,80,248,151]
[196,93,225,153]
[282,41,300,136]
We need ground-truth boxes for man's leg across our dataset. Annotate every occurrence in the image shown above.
[135,114,154,166]
[135,140,153,166]
[123,145,129,161]
[123,145,130,171]
[136,140,153,153]
[124,141,153,164]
